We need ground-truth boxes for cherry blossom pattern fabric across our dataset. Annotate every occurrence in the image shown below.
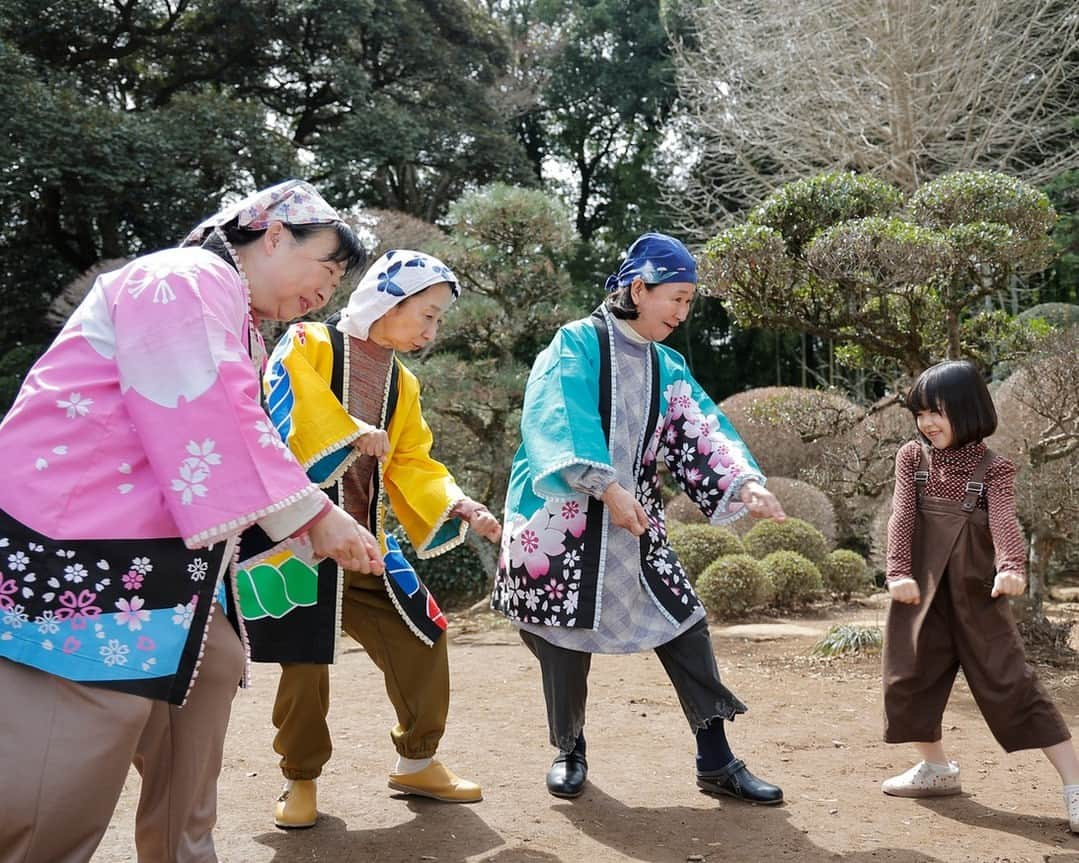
[493,307,763,630]
[0,247,318,548]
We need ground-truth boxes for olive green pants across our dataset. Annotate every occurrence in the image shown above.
[272,571,450,780]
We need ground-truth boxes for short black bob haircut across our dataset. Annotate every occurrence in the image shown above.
[202,218,367,282]
[905,359,997,447]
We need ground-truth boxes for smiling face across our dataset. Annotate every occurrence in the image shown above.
[367,282,456,352]
[626,278,696,342]
[244,222,346,321]
[915,408,955,449]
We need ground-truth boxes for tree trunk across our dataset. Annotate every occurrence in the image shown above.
[1021,530,1058,623]
[466,530,499,592]
[946,309,961,359]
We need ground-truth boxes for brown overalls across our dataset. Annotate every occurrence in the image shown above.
[882,447,1069,752]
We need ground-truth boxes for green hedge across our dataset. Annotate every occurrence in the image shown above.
[743,517,829,564]
[668,524,745,584]
[761,550,823,608]
[696,554,772,619]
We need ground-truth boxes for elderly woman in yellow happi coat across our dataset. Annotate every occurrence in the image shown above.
[243,249,500,828]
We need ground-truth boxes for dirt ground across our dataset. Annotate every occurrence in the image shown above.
[96,595,1079,863]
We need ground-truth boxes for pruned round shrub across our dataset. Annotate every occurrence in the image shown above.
[820,549,872,597]
[729,477,837,544]
[668,524,745,583]
[1016,302,1079,330]
[743,517,829,564]
[665,492,707,525]
[718,387,855,479]
[761,550,824,608]
[696,554,772,619]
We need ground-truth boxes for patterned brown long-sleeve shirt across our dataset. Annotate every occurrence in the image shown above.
[885,439,1026,583]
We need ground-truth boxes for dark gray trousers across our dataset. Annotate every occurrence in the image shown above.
[518,618,746,752]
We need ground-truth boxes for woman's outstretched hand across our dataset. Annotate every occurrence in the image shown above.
[601,482,649,536]
[739,480,786,520]
[453,498,503,543]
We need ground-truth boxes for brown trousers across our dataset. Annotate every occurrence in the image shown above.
[0,610,245,863]
[883,454,1069,753]
[273,570,450,780]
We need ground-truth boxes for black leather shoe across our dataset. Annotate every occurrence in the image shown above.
[546,751,588,798]
[697,758,783,805]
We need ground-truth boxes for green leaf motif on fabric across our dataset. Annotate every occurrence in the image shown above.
[235,554,318,621]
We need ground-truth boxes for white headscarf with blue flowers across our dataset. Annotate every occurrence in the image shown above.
[336,249,460,340]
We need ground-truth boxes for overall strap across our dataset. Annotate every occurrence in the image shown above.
[961,448,994,513]
[913,445,930,503]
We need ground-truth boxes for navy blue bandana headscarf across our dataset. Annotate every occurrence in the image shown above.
[604,232,697,293]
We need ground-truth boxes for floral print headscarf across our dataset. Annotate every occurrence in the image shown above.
[336,249,460,340]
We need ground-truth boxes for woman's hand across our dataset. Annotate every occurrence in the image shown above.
[991,571,1026,598]
[739,480,786,520]
[352,429,390,458]
[887,577,921,605]
[308,505,384,574]
[454,499,502,544]
[601,482,649,536]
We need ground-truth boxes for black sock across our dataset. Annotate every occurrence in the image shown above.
[695,720,734,773]
[559,732,586,757]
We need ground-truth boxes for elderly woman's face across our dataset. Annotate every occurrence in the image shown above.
[629,279,696,342]
[248,223,345,321]
[369,282,456,352]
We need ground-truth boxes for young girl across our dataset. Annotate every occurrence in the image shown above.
[882,359,1079,831]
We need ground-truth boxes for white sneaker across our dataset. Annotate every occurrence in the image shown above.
[1063,785,1079,833]
[881,760,961,798]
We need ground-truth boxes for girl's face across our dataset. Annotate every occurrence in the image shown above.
[916,408,955,449]
[627,279,696,342]
[368,282,456,352]
[246,223,346,321]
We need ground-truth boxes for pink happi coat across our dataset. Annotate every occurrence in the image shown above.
[0,247,318,546]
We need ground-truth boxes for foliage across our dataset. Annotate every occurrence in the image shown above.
[0,343,46,416]
[695,554,772,619]
[0,0,532,347]
[489,0,684,284]
[733,478,837,545]
[702,171,1058,378]
[811,624,882,658]
[346,209,447,260]
[390,528,488,609]
[672,0,1079,236]
[819,549,872,598]
[416,183,585,526]
[761,550,824,608]
[1016,303,1079,330]
[667,524,745,584]
[1039,169,1079,304]
[720,386,857,479]
[990,328,1079,615]
[743,517,829,565]
[866,492,894,584]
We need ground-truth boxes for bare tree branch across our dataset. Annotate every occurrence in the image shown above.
[670,0,1079,238]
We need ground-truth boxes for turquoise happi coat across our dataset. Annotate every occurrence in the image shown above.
[493,307,765,629]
